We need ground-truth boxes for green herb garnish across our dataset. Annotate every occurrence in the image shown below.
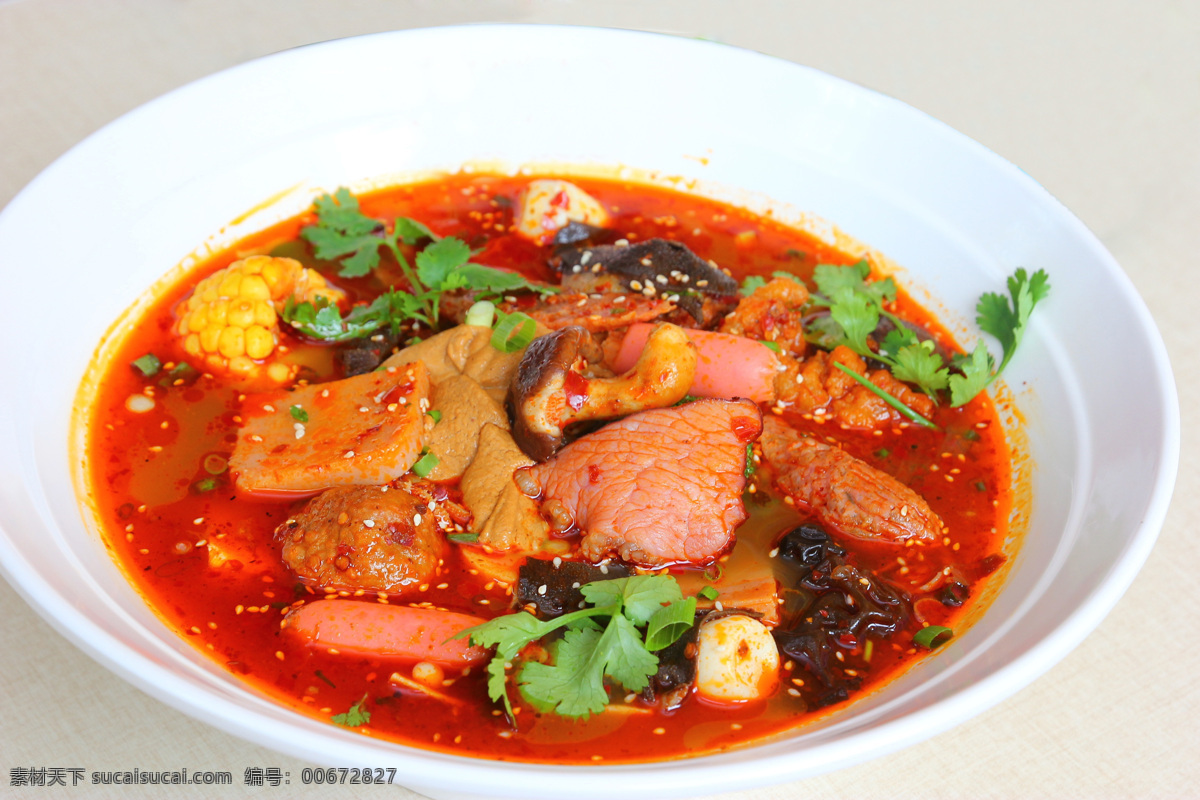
[491,311,537,353]
[913,625,954,649]
[759,340,781,353]
[289,405,308,423]
[298,188,553,333]
[330,695,371,727]
[458,575,695,719]
[447,532,479,544]
[744,443,756,478]
[832,362,939,430]
[282,288,429,342]
[808,262,1050,409]
[698,585,720,601]
[158,361,199,388]
[131,353,161,377]
[427,409,442,424]
[411,451,439,478]
[192,477,218,493]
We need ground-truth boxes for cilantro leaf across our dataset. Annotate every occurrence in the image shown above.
[804,314,844,350]
[301,189,388,278]
[948,342,996,407]
[460,574,693,721]
[282,289,431,343]
[455,263,555,295]
[330,695,371,727]
[891,340,950,397]
[393,216,439,245]
[978,267,1050,374]
[740,275,767,296]
[828,287,879,354]
[813,260,896,305]
[597,613,659,692]
[416,237,472,288]
[948,268,1050,406]
[518,626,609,718]
[879,325,918,357]
[579,575,681,626]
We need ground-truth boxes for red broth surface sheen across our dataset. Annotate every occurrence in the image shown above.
[85,173,1012,763]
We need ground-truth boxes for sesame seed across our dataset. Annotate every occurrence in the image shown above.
[275,651,285,661]
[630,280,643,291]
[768,548,779,558]
[343,450,355,458]
[414,513,423,525]
[193,517,204,525]
[653,727,665,735]
[553,557,562,568]
[263,404,275,412]
[655,274,668,284]
[537,585,548,595]
[363,519,375,528]
[787,688,801,697]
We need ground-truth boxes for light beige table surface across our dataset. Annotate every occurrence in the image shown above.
[2,1,1197,798]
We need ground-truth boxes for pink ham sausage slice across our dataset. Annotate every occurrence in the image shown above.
[526,398,763,567]
[283,600,490,666]
[612,323,780,404]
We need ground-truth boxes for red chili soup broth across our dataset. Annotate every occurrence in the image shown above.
[84,173,1013,764]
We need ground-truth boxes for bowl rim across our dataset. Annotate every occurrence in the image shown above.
[0,22,1181,797]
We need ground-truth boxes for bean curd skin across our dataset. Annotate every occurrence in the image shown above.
[85,173,1013,764]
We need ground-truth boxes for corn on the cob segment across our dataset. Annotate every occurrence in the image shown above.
[175,255,343,383]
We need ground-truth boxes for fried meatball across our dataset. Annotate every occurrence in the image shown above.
[277,484,444,594]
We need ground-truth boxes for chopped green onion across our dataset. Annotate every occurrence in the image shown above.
[759,340,781,353]
[411,451,439,478]
[974,480,987,492]
[913,625,953,648]
[202,454,228,475]
[427,409,442,424]
[644,597,698,651]
[963,429,981,441]
[131,353,162,377]
[447,532,479,544]
[290,405,309,423]
[314,669,337,688]
[702,564,724,583]
[491,311,537,353]
[744,443,756,478]
[698,585,720,601]
[192,477,218,493]
[158,361,199,388]
[464,300,496,327]
[874,448,891,459]
[831,362,939,431]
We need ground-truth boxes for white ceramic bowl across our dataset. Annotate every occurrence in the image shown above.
[0,25,1178,800]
